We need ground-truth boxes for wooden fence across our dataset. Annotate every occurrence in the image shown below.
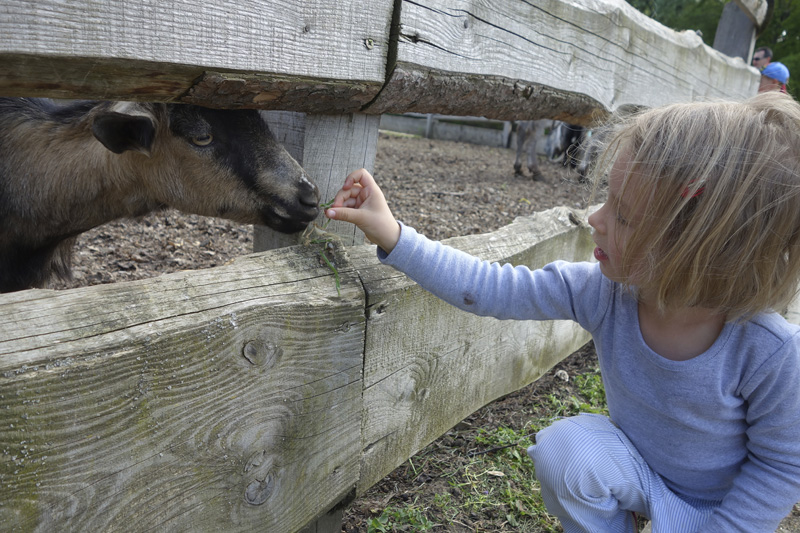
[0,0,765,531]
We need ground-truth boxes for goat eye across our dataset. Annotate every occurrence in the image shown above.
[191,134,213,146]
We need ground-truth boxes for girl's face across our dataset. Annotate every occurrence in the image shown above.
[588,152,642,283]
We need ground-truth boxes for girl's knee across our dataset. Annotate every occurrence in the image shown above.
[530,415,614,460]
[528,414,622,486]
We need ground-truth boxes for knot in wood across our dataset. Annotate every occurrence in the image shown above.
[241,339,280,367]
[244,472,275,506]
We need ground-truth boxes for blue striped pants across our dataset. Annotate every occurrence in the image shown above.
[528,414,719,533]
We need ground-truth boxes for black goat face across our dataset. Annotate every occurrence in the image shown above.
[92,102,320,234]
[165,105,320,233]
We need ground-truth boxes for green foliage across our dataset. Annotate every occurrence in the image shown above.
[367,502,435,532]
[574,369,607,412]
[462,425,560,531]
[626,0,726,45]
[628,0,800,99]
[756,0,800,100]
[361,368,609,531]
[534,369,607,422]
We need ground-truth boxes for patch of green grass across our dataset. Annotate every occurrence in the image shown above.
[454,425,559,531]
[303,201,343,295]
[365,367,609,531]
[574,369,606,413]
[367,501,436,532]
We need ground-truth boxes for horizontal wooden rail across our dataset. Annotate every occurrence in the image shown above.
[0,0,758,122]
[1,207,593,532]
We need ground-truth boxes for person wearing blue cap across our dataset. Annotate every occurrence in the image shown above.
[760,62,790,93]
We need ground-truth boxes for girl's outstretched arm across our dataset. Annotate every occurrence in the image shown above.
[325,168,401,253]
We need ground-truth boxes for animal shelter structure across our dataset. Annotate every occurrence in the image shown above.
[0,1,770,531]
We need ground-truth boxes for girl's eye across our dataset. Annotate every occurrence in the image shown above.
[192,134,213,146]
[616,213,628,226]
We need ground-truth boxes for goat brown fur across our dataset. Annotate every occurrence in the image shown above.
[0,98,320,292]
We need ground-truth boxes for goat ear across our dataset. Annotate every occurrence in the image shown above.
[91,113,156,156]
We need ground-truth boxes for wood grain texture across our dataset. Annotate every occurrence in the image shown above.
[299,113,379,245]
[0,0,392,107]
[366,0,759,122]
[254,112,378,252]
[735,0,768,27]
[7,206,797,528]
[0,245,365,532]
[0,207,596,530]
[183,72,382,113]
[350,207,596,492]
[0,0,758,118]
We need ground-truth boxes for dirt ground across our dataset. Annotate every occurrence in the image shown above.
[54,132,590,290]
[54,132,800,532]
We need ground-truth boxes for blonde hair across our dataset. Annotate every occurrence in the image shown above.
[587,92,800,320]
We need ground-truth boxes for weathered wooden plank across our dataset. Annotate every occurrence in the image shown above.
[0,0,392,110]
[1,0,758,119]
[252,111,379,533]
[298,114,379,243]
[10,204,795,528]
[367,0,759,123]
[0,206,597,529]
[351,207,596,492]
[734,0,769,27]
[183,72,381,112]
[0,245,365,532]
[713,2,756,61]
[254,113,379,252]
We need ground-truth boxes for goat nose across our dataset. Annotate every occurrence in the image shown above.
[300,176,321,207]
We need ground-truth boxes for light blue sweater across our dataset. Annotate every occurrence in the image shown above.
[379,223,800,532]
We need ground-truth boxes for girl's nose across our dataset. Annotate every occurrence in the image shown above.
[588,207,604,233]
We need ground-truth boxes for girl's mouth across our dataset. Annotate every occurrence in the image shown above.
[594,246,609,262]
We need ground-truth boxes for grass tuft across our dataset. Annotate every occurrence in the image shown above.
[351,364,609,532]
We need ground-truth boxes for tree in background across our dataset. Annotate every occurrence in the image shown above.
[627,0,726,43]
[627,0,800,99]
[757,0,800,99]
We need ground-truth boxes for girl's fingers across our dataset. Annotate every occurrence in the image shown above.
[332,183,363,208]
[346,168,372,186]
[325,168,400,252]
[340,197,359,208]
[330,168,382,209]
[332,169,378,208]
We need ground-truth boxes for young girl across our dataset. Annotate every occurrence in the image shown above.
[325,91,800,532]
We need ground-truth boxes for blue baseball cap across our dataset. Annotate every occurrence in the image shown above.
[762,62,790,84]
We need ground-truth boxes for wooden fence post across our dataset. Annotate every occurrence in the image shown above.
[256,111,381,532]
[255,112,381,252]
[713,1,756,62]
[298,508,344,533]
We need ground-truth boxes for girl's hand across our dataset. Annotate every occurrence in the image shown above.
[325,168,401,253]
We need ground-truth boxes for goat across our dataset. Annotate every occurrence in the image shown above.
[0,98,321,292]
[574,129,600,180]
[545,121,584,169]
[513,120,544,181]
